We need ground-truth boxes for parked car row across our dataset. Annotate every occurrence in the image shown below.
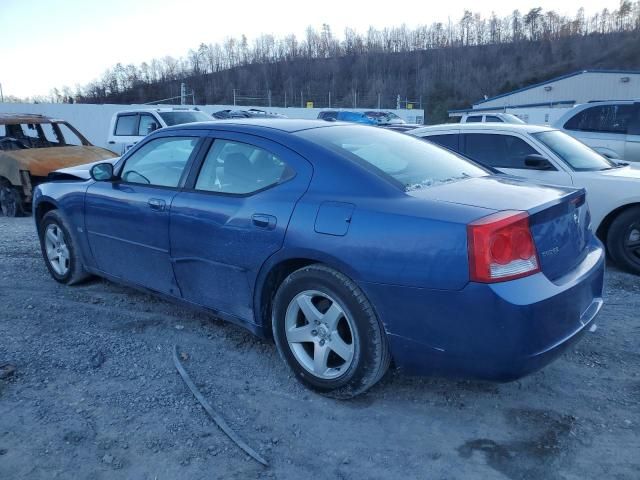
[410,123,640,274]
[33,119,605,398]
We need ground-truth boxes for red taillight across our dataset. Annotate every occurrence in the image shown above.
[468,211,540,283]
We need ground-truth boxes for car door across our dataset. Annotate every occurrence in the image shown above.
[625,103,640,162]
[460,132,573,186]
[169,132,313,322]
[85,133,203,295]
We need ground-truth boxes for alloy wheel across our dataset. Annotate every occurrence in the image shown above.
[284,290,355,380]
[625,224,640,264]
[44,224,70,276]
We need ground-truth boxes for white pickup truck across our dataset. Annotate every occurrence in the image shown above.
[107,107,212,154]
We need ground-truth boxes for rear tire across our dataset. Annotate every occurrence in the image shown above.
[0,184,24,217]
[272,264,391,398]
[607,206,640,275]
[39,210,90,285]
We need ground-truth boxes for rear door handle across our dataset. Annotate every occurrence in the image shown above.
[252,214,276,230]
[148,198,166,211]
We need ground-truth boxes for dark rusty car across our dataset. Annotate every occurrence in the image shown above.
[0,113,117,216]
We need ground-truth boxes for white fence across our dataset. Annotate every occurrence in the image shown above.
[0,103,423,150]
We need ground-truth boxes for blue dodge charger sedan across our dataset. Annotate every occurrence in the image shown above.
[34,120,605,398]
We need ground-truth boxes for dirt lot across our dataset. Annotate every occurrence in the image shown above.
[0,216,638,480]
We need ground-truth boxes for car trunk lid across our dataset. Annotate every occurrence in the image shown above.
[408,176,590,281]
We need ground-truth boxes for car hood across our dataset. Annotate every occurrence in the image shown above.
[599,163,640,179]
[4,146,117,176]
[51,156,121,180]
[406,175,578,214]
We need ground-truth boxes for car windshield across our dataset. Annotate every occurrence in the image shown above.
[299,125,488,191]
[533,130,617,171]
[158,111,211,126]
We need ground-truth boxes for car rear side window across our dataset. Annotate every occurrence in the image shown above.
[425,134,460,152]
[462,133,540,169]
[115,115,138,136]
[485,116,504,123]
[120,136,198,187]
[564,104,636,134]
[195,140,294,194]
[298,125,487,191]
[466,116,482,123]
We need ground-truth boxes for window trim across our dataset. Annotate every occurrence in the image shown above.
[115,134,204,190]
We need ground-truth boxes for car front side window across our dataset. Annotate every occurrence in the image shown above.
[564,104,636,134]
[195,140,294,194]
[120,136,199,188]
[462,133,541,169]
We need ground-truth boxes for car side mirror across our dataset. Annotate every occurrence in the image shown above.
[90,162,114,181]
[524,154,554,170]
[147,122,159,134]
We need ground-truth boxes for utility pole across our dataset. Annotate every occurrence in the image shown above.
[353,90,356,108]
[233,88,236,106]
[268,90,272,107]
[377,93,381,109]
[396,94,401,110]
[180,82,186,105]
[300,90,303,108]
[284,91,287,108]
[0,82,4,103]
[328,91,331,108]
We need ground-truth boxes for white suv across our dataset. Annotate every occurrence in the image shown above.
[459,112,525,124]
[107,108,212,154]
[554,101,640,162]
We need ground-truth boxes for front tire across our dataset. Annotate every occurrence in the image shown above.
[0,185,24,217]
[607,207,640,275]
[39,210,90,285]
[272,264,390,398]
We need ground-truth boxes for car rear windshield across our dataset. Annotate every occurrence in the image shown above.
[532,130,617,171]
[158,111,211,126]
[298,125,488,191]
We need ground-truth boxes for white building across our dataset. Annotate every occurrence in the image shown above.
[450,70,640,125]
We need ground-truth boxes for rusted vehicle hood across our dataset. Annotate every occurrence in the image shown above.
[4,146,117,176]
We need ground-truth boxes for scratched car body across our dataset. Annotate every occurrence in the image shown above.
[33,120,605,397]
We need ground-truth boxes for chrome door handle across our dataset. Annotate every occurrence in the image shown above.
[148,198,166,211]
[252,214,276,230]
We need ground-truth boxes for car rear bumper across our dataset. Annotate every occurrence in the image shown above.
[361,240,605,381]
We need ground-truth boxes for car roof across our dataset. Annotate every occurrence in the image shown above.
[411,123,553,135]
[0,113,61,125]
[165,118,342,133]
[115,107,203,114]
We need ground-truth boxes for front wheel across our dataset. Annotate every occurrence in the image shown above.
[39,210,90,285]
[272,264,391,398]
[607,206,640,275]
[0,185,24,217]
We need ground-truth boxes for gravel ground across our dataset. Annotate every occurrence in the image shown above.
[0,216,639,480]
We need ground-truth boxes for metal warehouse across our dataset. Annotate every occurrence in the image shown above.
[451,70,640,124]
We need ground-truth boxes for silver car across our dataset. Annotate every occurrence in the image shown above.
[554,101,640,162]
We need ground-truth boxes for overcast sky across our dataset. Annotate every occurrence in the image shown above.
[0,0,616,98]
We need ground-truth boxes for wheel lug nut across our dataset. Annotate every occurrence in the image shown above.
[311,330,317,336]
[319,339,325,346]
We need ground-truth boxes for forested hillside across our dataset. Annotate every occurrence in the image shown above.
[55,4,640,122]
